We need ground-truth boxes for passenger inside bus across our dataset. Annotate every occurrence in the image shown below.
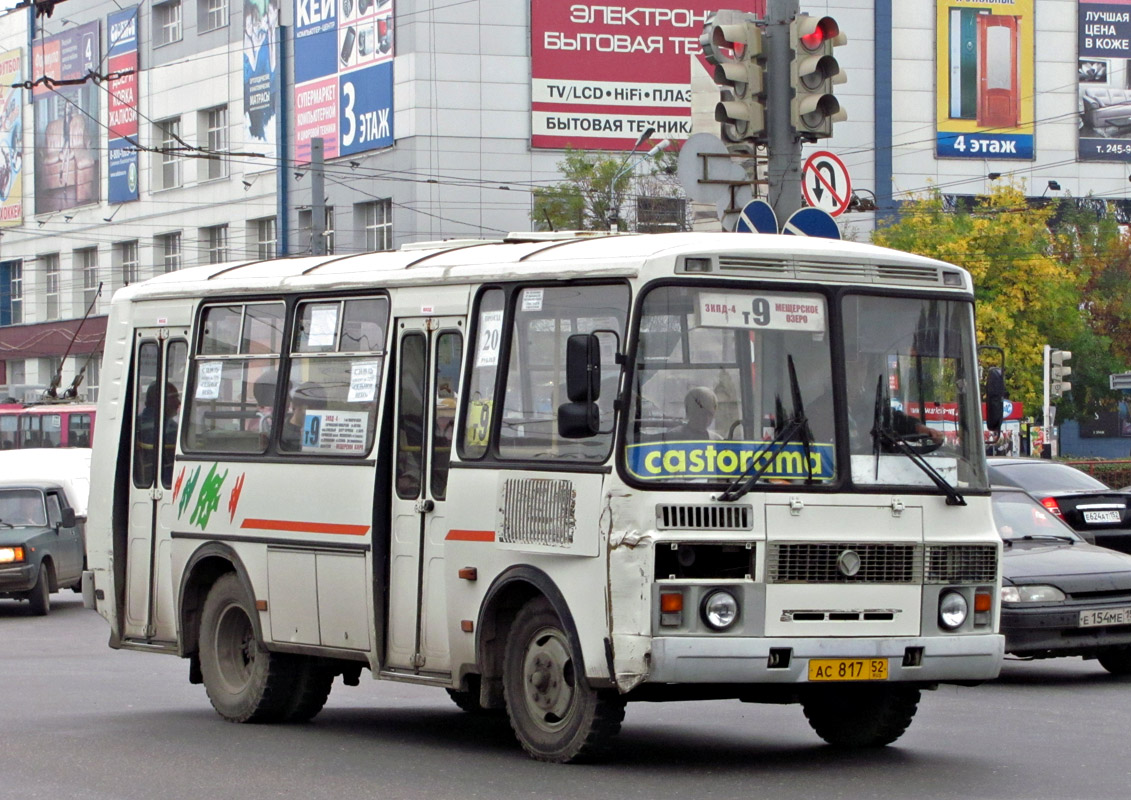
[136,381,180,486]
[666,386,723,441]
[280,382,325,451]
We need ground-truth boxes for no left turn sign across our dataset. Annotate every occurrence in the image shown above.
[801,151,852,217]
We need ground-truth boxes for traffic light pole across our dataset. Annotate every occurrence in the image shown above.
[764,0,802,222]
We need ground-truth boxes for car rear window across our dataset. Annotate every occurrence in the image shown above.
[990,462,1109,494]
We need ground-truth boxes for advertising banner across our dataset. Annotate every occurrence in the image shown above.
[934,0,1035,160]
[1078,0,1131,161]
[107,7,139,204]
[32,20,101,213]
[293,0,394,165]
[531,1,765,150]
[245,0,280,159]
[0,49,24,227]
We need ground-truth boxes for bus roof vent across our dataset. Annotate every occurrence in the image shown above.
[716,256,790,277]
[656,503,753,531]
[793,260,868,282]
[874,263,943,286]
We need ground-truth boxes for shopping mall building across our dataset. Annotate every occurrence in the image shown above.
[0,0,1122,397]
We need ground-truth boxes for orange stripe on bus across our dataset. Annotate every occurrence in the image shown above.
[240,519,370,536]
[446,529,496,542]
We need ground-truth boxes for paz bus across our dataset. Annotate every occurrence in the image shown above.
[85,232,1003,762]
[0,402,96,449]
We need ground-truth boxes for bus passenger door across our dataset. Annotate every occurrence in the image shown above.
[386,317,463,674]
[123,330,187,643]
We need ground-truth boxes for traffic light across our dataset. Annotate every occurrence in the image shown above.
[789,14,847,140]
[1050,349,1072,398]
[700,14,766,146]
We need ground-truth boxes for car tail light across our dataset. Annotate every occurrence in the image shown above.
[1040,497,1063,517]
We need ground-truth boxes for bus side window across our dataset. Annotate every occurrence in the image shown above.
[459,288,504,460]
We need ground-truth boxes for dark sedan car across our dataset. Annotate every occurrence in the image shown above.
[994,487,1131,674]
[0,481,83,615]
[987,457,1131,554]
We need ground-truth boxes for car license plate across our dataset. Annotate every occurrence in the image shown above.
[1079,607,1131,628]
[808,658,888,681]
[1083,510,1121,524]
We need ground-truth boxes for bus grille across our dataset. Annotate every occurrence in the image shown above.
[499,478,576,547]
[768,543,922,583]
[656,504,753,531]
[924,544,998,584]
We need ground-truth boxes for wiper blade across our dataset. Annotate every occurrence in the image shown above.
[1017,534,1076,544]
[718,356,813,502]
[872,426,966,506]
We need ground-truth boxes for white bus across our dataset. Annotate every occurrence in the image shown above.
[85,232,1003,762]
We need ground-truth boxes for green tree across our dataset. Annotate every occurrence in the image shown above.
[872,184,1084,418]
[532,147,680,232]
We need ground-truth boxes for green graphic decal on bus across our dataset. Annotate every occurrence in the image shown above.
[625,440,834,482]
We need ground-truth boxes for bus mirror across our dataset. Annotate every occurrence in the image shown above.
[985,367,1005,432]
[558,400,599,439]
[566,333,601,403]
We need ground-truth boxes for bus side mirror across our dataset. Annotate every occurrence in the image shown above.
[985,367,1005,432]
[558,333,601,438]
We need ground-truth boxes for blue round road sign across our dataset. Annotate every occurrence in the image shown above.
[735,199,778,234]
[782,207,841,240]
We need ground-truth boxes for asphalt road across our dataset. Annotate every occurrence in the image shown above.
[3,593,1130,800]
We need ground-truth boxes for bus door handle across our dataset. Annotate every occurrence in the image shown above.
[415,499,435,514]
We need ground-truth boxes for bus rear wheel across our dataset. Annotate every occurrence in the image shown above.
[502,598,625,762]
[199,573,294,723]
[802,686,920,748]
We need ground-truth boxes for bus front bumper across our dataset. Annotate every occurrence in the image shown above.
[646,634,1005,685]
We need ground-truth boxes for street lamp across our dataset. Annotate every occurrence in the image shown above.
[607,130,674,231]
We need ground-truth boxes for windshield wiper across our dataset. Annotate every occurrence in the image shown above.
[871,374,966,506]
[1012,534,1076,544]
[718,356,813,502]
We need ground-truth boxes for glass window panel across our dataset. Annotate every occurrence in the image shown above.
[295,301,341,354]
[430,331,462,500]
[200,305,242,355]
[242,303,285,355]
[395,334,426,498]
[460,289,504,460]
[341,298,388,353]
[184,358,276,453]
[133,341,160,487]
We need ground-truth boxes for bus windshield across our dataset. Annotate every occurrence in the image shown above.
[624,285,987,492]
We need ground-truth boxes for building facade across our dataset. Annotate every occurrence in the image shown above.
[0,0,1124,398]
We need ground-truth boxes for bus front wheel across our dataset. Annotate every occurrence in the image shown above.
[502,597,625,762]
[199,573,294,723]
[801,685,920,747]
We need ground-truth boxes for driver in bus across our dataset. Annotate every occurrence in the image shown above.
[667,386,723,441]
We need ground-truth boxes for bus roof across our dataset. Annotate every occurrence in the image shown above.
[114,232,971,303]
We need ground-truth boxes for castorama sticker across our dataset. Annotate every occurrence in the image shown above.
[293,0,394,164]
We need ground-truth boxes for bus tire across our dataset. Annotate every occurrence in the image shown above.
[502,597,625,762]
[802,686,920,748]
[199,573,294,724]
[283,658,335,722]
[27,563,50,616]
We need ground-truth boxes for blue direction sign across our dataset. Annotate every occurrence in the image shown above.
[735,199,778,233]
[782,207,841,240]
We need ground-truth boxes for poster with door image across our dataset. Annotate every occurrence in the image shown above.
[935,0,1034,159]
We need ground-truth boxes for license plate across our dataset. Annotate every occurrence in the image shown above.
[808,658,889,681]
[1080,607,1131,628]
[1083,510,1122,524]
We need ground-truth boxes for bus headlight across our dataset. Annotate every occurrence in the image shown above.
[702,590,739,631]
[938,591,969,630]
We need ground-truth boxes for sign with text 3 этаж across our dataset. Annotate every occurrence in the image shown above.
[294,0,394,164]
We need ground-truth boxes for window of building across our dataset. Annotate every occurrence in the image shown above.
[324,207,335,255]
[81,356,99,403]
[157,117,181,189]
[297,207,335,255]
[254,217,276,259]
[157,232,182,273]
[201,106,228,181]
[361,199,392,251]
[9,261,21,325]
[76,247,99,312]
[204,224,229,264]
[116,240,139,286]
[200,0,228,32]
[154,0,182,46]
[8,359,24,390]
[42,253,60,320]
